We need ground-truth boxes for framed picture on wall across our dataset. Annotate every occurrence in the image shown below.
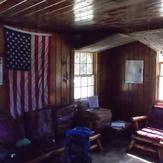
[125,60,144,84]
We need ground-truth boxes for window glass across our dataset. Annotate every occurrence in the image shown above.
[159,52,163,62]
[80,63,87,74]
[159,77,163,101]
[74,51,95,99]
[88,86,94,97]
[88,76,94,86]
[87,64,93,74]
[75,52,80,63]
[157,52,163,102]
[81,77,87,86]
[75,64,79,75]
[87,53,93,63]
[80,52,87,63]
[74,77,80,87]
[160,64,163,76]
[81,87,87,98]
[74,87,81,99]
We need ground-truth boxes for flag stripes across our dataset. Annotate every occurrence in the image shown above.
[5,26,52,118]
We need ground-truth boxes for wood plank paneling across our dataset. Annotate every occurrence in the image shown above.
[0,24,73,115]
[55,33,62,105]
[2,0,163,33]
[98,41,156,121]
[0,24,7,114]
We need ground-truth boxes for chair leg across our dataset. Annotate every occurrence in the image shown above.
[128,139,136,150]
[89,133,103,151]
[158,147,163,160]
[97,138,103,150]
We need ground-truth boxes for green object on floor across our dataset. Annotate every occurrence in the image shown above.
[15,138,31,147]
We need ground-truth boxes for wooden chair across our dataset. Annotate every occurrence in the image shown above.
[128,106,163,159]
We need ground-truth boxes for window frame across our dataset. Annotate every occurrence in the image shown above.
[156,62,163,102]
[74,50,97,100]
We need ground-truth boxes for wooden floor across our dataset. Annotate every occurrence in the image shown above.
[92,137,159,163]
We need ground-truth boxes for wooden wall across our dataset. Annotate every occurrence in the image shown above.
[98,41,156,121]
[0,24,73,115]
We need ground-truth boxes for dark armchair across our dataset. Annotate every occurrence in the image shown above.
[77,96,112,133]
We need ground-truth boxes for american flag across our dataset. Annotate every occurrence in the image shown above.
[4,26,52,118]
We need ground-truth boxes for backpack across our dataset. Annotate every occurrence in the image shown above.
[65,127,94,163]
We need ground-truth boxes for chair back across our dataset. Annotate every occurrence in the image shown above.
[148,106,163,129]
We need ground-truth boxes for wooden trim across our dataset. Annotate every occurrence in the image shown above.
[75,50,94,54]
[132,115,148,129]
[156,62,163,102]
[27,147,65,163]
[132,115,148,122]
[155,52,159,102]
[75,74,94,77]
[94,52,98,95]
[70,46,74,104]
[134,143,157,153]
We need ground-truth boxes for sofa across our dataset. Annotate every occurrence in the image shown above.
[0,104,76,163]
[128,105,163,159]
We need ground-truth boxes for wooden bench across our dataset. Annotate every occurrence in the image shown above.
[28,133,102,163]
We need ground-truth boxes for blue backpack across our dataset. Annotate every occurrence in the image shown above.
[65,127,94,163]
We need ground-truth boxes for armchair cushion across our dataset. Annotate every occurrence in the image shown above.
[136,127,163,140]
[78,96,112,132]
[88,96,99,108]
[78,96,100,112]
[93,108,112,123]
[78,107,112,132]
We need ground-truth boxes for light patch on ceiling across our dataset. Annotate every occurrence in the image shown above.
[160,0,163,16]
[0,0,7,5]
[25,0,66,17]
[0,0,27,14]
[74,0,94,22]
[11,0,47,16]
[42,4,72,16]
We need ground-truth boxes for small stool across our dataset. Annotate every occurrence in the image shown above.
[103,120,132,147]
[109,120,132,134]
[89,133,103,150]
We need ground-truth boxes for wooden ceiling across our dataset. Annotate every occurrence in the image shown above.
[1,0,163,49]
[1,0,163,33]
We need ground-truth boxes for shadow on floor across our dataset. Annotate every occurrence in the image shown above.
[91,136,160,163]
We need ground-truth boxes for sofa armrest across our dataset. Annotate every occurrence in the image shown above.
[132,115,148,130]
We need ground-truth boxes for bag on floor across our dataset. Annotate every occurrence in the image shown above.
[65,126,94,163]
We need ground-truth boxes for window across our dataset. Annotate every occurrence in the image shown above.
[74,51,96,99]
[157,51,163,102]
